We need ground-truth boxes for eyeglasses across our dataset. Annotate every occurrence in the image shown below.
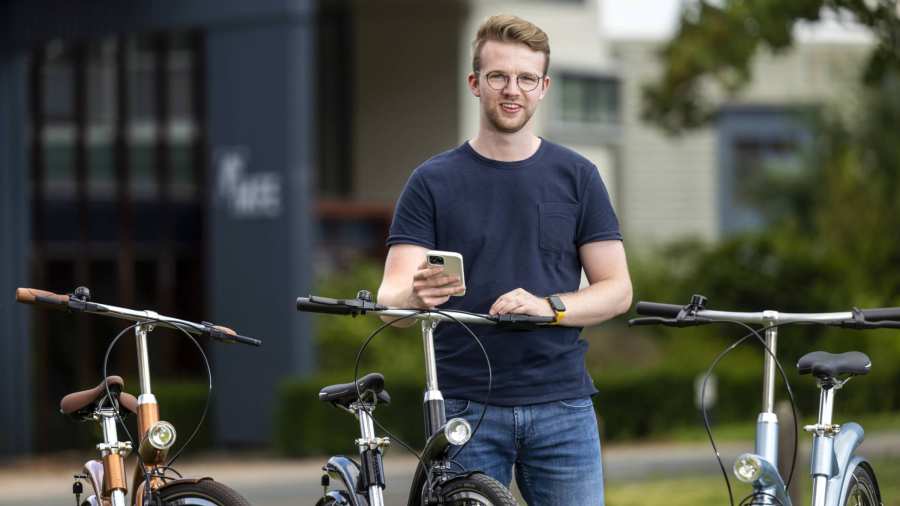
[479,70,544,92]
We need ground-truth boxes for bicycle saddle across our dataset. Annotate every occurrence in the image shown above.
[797,351,871,381]
[60,376,139,420]
[319,372,391,407]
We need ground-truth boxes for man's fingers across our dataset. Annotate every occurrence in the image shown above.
[414,275,460,290]
[413,266,444,281]
[419,285,463,298]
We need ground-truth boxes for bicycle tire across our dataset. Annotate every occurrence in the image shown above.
[439,473,518,506]
[155,480,251,506]
[842,464,881,506]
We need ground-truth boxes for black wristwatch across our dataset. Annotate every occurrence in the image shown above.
[546,295,566,325]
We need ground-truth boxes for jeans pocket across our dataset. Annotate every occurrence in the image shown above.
[557,397,594,410]
[444,398,470,418]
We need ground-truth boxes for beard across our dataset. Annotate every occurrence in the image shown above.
[484,103,535,134]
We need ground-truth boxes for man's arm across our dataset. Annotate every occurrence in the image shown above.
[378,244,465,326]
[488,240,632,327]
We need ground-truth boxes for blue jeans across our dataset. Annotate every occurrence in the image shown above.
[444,397,604,506]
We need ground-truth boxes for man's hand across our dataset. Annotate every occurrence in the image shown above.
[410,261,465,308]
[489,288,554,317]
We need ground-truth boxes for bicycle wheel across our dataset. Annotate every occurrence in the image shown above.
[843,464,881,506]
[439,473,518,506]
[156,480,251,506]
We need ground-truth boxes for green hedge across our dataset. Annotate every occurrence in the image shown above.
[274,365,900,456]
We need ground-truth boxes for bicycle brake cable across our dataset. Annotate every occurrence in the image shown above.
[102,317,215,501]
[698,321,800,506]
[433,310,493,463]
[351,311,436,493]
[349,308,496,494]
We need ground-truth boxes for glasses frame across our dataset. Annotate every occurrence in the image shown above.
[477,70,546,92]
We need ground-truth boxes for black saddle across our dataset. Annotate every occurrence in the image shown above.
[797,351,871,382]
[319,372,391,408]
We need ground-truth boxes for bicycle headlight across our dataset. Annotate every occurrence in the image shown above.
[733,454,762,483]
[147,421,177,450]
[444,418,472,446]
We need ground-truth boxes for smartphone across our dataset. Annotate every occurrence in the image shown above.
[426,250,466,297]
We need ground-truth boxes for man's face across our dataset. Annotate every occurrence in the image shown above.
[468,40,550,134]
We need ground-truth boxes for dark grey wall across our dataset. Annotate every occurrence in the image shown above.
[0,0,317,453]
[0,49,33,458]
[206,16,317,446]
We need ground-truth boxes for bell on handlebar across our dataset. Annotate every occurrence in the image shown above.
[73,286,91,302]
[357,290,373,302]
[690,294,707,309]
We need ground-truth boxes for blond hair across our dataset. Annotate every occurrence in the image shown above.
[472,15,550,74]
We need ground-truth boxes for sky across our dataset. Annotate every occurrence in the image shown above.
[601,0,874,43]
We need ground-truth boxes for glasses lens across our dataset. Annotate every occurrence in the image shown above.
[518,74,541,91]
[485,72,508,90]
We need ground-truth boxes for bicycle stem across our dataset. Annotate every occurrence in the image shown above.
[136,322,155,397]
[756,313,780,472]
[421,317,447,438]
[134,322,161,448]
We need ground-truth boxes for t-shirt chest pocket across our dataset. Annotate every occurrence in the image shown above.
[538,202,578,253]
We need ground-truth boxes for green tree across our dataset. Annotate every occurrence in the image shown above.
[643,0,900,134]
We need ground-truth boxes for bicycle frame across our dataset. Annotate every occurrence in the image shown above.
[16,287,260,506]
[309,303,539,506]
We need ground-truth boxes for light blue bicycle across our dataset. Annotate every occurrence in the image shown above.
[631,294,894,506]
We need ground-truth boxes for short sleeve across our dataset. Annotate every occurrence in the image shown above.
[386,168,436,249]
[576,167,623,245]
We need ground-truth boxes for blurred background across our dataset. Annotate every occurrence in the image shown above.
[2,0,900,504]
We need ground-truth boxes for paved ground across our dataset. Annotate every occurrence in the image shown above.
[3,432,899,505]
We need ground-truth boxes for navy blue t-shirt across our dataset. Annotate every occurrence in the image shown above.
[386,139,622,405]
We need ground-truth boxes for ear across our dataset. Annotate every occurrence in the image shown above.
[467,72,481,98]
[538,75,551,100]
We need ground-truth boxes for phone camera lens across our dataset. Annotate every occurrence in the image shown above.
[429,256,444,265]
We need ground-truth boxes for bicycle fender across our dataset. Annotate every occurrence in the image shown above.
[133,476,215,505]
[82,459,105,502]
[823,422,864,506]
[828,457,882,506]
[317,489,356,506]
[407,435,455,506]
[323,456,367,506]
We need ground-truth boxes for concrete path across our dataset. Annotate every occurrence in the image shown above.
[2,432,899,505]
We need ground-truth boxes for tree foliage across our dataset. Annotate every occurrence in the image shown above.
[643,0,900,134]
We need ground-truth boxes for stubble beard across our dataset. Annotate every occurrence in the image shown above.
[485,103,534,134]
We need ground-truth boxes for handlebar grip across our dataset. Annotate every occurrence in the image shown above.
[635,301,683,318]
[210,325,262,346]
[859,307,900,322]
[15,287,70,307]
[296,297,356,315]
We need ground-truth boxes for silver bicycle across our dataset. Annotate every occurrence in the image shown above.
[631,294,897,506]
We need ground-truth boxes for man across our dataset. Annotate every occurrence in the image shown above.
[377,14,632,506]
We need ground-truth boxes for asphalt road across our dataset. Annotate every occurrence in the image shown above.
[3,432,899,505]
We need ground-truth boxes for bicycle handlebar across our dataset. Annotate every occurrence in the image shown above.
[16,287,262,346]
[630,294,900,329]
[296,294,556,329]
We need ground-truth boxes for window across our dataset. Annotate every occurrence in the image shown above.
[718,106,812,234]
[547,72,621,145]
[28,31,207,451]
[557,73,619,125]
